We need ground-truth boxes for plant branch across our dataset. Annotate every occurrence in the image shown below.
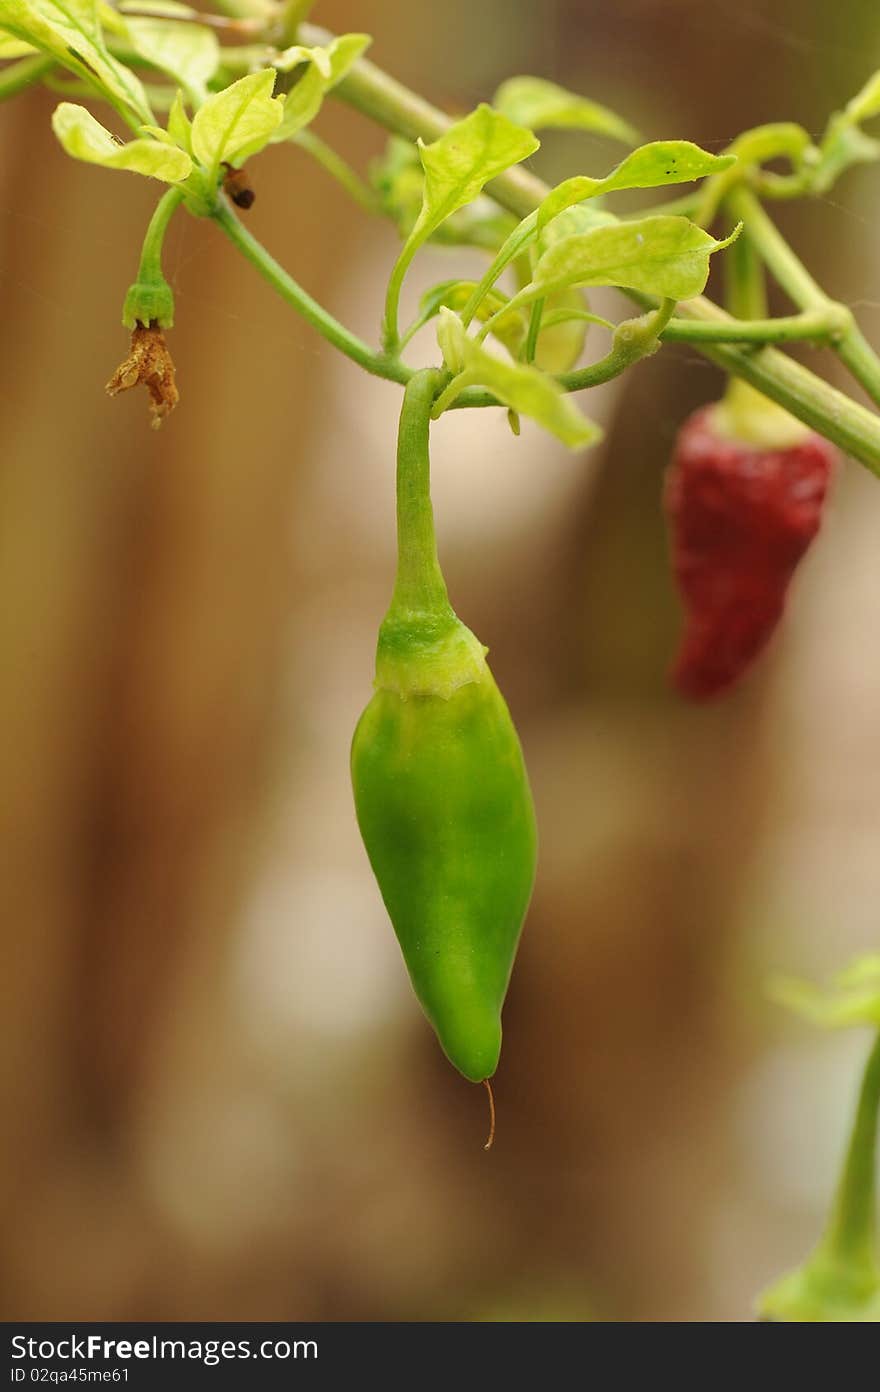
[727,185,880,409]
[294,129,378,212]
[296,21,880,470]
[662,296,880,472]
[659,309,842,345]
[211,197,410,384]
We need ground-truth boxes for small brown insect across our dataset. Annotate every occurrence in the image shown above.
[222,162,255,210]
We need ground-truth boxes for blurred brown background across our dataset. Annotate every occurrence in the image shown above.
[2,0,880,1322]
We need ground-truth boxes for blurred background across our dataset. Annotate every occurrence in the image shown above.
[2,0,880,1323]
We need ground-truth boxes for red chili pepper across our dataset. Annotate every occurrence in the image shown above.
[665,401,837,700]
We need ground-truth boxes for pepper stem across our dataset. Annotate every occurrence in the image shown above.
[123,187,184,329]
[717,217,808,447]
[390,368,450,615]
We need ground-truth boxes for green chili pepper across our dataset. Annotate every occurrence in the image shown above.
[351,368,537,1084]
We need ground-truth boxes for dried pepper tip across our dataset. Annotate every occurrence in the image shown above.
[106,322,179,430]
[663,401,837,701]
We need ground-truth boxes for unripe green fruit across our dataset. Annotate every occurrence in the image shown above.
[351,371,537,1081]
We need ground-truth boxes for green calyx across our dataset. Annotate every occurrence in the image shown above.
[375,608,488,700]
[712,380,810,449]
[122,275,175,330]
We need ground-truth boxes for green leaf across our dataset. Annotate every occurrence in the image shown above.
[117,1,198,15]
[0,29,36,55]
[414,105,539,244]
[531,289,593,373]
[411,280,531,358]
[370,136,514,249]
[769,955,880,1030]
[835,955,880,988]
[52,100,192,180]
[273,33,370,140]
[410,280,602,371]
[122,14,220,106]
[2,0,152,122]
[539,201,619,250]
[436,308,601,450]
[493,74,638,144]
[523,216,739,304]
[538,141,735,233]
[190,69,283,175]
[384,106,540,346]
[167,88,192,152]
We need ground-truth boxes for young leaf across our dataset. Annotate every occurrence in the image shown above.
[414,105,539,244]
[531,289,594,373]
[275,41,331,79]
[117,0,198,15]
[167,89,192,153]
[122,14,220,107]
[2,0,152,123]
[523,216,739,304]
[190,69,283,176]
[494,75,638,144]
[408,280,531,359]
[371,137,514,249]
[436,308,601,450]
[273,33,370,141]
[769,954,880,1030]
[384,105,539,345]
[539,202,619,250]
[0,30,36,56]
[52,101,192,180]
[538,141,735,233]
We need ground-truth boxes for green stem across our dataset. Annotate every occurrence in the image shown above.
[664,296,880,472]
[459,211,538,328]
[294,129,378,212]
[0,53,54,101]
[280,0,316,44]
[302,23,880,469]
[524,300,543,364]
[139,187,184,282]
[817,1031,880,1274]
[722,217,771,423]
[210,201,505,407]
[658,309,840,345]
[726,185,826,310]
[390,368,448,612]
[558,297,677,393]
[212,197,410,385]
[45,71,177,110]
[212,186,880,455]
[725,224,768,320]
[728,185,880,409]
[836,327,880,411]
[123,186,183,327]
